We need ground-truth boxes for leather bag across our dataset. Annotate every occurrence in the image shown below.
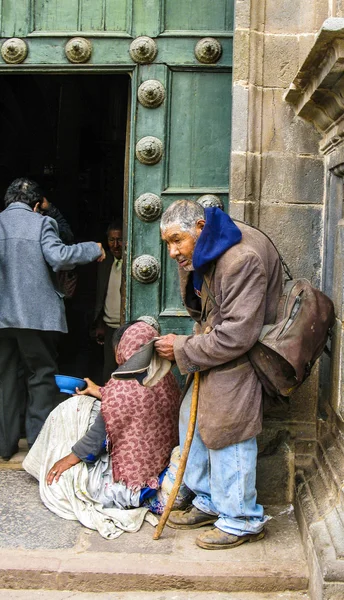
[247,277,335,398]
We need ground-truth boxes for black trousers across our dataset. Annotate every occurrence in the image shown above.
[103,323,118,384]
[0,328,59,457]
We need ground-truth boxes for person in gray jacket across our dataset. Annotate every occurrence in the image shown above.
[0,177,106,460]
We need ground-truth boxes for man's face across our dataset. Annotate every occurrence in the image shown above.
[161,221,204,271]
[108,229,123,260]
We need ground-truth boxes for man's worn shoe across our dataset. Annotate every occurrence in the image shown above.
[196,527,265,549]
[167,505,217,530]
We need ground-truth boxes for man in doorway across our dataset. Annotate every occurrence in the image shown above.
[155,200,282,550]
[0,177,106,460]
[94,220,123,383]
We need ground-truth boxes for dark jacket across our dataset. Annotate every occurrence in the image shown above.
[94,251,114,324]
[44,204,74,245]
[174,219,283,450]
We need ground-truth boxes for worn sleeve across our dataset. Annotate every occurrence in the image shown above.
[41,217,101,272]
[72,412,107,463]
[174,252,267,374]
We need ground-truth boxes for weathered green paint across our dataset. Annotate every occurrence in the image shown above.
[1,0,32,37]
[168,71,232,189]
[0,0,234,335]
[164,0,233,32]
[34,0,80,32]
[132,0,162,37]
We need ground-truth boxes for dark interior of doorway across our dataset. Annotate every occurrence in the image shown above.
[0,73,129,384]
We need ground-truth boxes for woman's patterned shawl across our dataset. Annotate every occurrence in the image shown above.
[100,322,181,491]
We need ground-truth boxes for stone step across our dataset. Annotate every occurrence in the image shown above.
[0,471,308,594]
[0,591,311,600]
[295,432,344,598]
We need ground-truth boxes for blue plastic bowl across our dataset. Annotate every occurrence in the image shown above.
[55,374,87,395]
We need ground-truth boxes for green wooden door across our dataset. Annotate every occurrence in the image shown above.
[0,0,234,335]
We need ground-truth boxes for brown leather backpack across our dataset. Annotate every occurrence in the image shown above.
[247,277,335,398]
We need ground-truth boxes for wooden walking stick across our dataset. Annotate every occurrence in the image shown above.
[153,370,200,540]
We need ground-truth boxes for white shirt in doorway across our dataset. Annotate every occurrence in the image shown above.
[103,258,122,328]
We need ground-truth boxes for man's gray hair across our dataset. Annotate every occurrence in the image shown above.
[160,200,205,232]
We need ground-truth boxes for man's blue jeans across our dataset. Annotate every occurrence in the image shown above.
[179,384,268,536]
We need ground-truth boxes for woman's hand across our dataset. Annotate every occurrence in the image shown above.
[75,378,102,399]
[47,453,81,485]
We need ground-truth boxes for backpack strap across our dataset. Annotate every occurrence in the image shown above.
[235,219,293,281]
[200,266,217,320]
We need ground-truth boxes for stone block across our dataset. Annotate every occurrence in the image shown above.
[231,83,249,153]
[289,366,319,424]
[332,219,344,319]
[313,0,333,31]
[259,204,323,285]
[299,34,317,67]
[257,425,295,504]
[260,154,324,204]
[265,0,328,34]
[230,152,247,200]
[332,1,344,18]
[261,88,321,154]
[329,317,344,421]
[245,151,262,200]
[247,84,263,153]
[250,0,266,33]
[233,0,250,29]
[263,35,299,89]
[248,30,264,86]
[233,29,249,83]
[228,200,246,220]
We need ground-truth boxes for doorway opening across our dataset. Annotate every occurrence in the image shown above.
[0,73,130,383]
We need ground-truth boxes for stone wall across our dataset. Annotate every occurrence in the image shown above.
[231,0,335,501]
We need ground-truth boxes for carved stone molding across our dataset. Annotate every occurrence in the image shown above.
[138,80,165,108]
[130,36,157,64]
[195,37,222,64]
[132,255,160,283]
[1,38,28,64]
[134,193,162,222]
[135,136,163,165]
[197,194,224,210]
[65,37,92,63]
[285,19,344,154]
[332,163,344,177]
[137,315,160,332]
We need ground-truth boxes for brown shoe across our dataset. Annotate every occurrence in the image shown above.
[166,505,218,530]
[196,527,265,550]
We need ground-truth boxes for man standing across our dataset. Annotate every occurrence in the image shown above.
[0,177,106,460]
[94,221,123,383]
[155,200,282,550]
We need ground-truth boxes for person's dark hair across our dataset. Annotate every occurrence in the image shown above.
[4,178,44,209]
[112,321,138,350]
[107,219,122,235]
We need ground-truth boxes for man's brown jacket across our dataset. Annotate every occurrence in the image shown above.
[173,222,283,450]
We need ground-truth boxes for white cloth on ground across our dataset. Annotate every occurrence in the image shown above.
[22,395,158,539]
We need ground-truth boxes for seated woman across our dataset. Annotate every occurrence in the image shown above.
[23,321,186,535]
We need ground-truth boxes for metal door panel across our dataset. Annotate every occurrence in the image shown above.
[168,70,232,190]
[164,0,233,33]
[0,0,32,37]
